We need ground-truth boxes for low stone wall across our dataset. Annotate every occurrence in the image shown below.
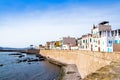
[40,50,120,78]
[46,57,81,80]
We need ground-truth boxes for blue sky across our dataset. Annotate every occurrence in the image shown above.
[0,0,120,48]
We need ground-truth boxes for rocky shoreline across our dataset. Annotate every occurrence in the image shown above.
[0,51,61,80]
[8,52,45,64]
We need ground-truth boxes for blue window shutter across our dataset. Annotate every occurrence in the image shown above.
[110,49,112,52]
[108,48,112,52]
[115,40,118,44]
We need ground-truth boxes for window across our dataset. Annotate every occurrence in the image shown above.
[114,40,119,44]
[99,31,101,37]
[111,31,114,37]
[86,40,87,43]
[102,42,104,45]
[107,31,110,37]
[83,40,85,43]
[98,40,100,45]
[108,40,112,47]
[96,40,97,43]
[114,40,117,44]
[90,38,92,42]
[108,48,112,52]
[108,40,112,44]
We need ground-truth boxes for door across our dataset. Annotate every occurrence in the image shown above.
[98,47,100,52]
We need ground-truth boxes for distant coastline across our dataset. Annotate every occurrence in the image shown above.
[0,49,40,54]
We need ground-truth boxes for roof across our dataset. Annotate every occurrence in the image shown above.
[63,37,76,46]
[82,34,92,38]
[99,21,109,25]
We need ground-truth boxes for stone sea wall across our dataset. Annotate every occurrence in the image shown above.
[40,50,120,78]
[46,57,81,80]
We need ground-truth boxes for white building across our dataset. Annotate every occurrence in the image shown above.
[77,37,82,49]
[78,21,120,52]
[92,21,120,52]
[71,46,78,50]
[100,30,113,52]
[62,44,70,50]
[91,21,111,52]
[49,41,56,50]
[78,34,92,51]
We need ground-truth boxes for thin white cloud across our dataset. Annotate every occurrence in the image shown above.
[0,3,120,47]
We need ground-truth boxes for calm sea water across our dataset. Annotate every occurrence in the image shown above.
[0,52,60,80]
